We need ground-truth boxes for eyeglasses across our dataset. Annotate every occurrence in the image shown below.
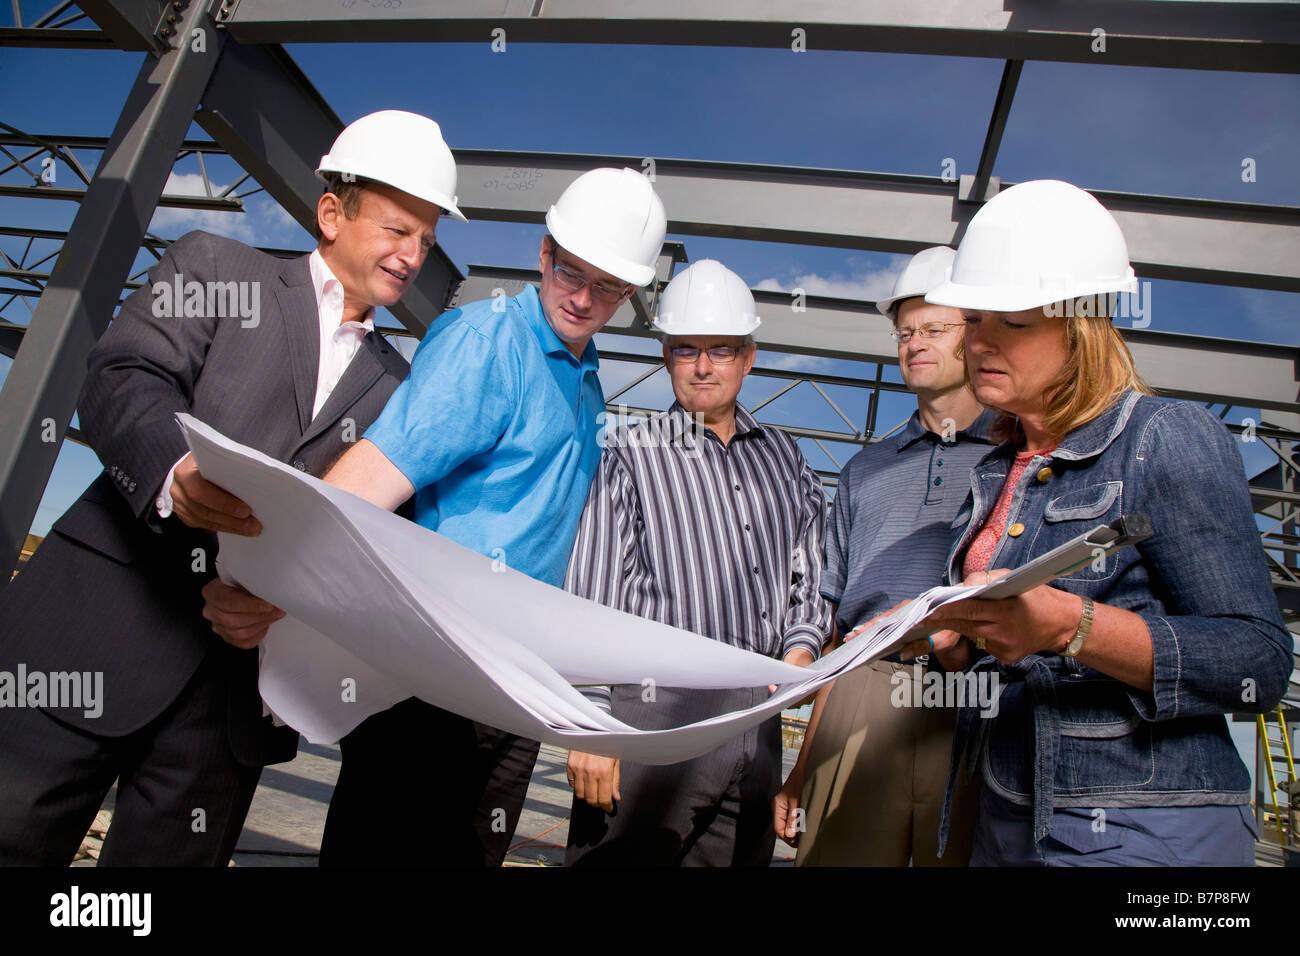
[668,345,745,364]
[550,259,631,304]
[890,322,964,345]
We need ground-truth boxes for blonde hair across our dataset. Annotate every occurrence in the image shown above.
[991,300,1154,445]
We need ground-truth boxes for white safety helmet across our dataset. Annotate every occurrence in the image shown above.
[926,180,1137,313]
[546,167,667,286]
[316,110,468,223]
[876,246,956,320]
[652,259,761,337]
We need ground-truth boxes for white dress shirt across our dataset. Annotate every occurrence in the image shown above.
[156,249,376,517]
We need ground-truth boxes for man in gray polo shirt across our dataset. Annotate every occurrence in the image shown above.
[773,246,996,865]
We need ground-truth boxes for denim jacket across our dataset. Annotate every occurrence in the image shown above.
[939,390,1293,849]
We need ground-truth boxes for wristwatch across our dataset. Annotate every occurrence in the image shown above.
[1063,596,1095,657]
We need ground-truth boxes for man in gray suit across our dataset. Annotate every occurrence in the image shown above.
[0,110,463,865]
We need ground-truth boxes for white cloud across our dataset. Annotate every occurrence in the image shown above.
[755,255,908,303]
[758,353,829,374]
[148,173,306,247]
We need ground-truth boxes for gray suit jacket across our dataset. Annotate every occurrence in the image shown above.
[0,231,411,765]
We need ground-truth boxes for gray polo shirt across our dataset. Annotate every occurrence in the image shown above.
[822,409,997,634]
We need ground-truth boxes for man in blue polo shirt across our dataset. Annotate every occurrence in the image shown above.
[204,167,667,866]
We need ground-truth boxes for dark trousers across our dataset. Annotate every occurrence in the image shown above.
[0,650,262,866]
[566,686,781,867]
[320,697,539,867]
[472,722,542,867]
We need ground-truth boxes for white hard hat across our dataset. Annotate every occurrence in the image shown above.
[652,259,761,337]
[876,246,956,320]
[316,110,468,223]
[926,180,1137,313]
[545,167,667,286]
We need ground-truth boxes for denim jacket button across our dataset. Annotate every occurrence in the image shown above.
[1036,467,1053,482]
[1007,522,1025,537]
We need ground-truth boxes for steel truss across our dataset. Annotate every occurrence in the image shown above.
[0,0,1298,628]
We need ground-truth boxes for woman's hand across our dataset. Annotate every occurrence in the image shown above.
[923,575,1080,665]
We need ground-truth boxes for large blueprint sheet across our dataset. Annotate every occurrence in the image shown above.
[180,415,982,764]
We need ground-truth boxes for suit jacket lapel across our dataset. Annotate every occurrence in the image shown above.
[273,254,319,435]
[296,329,393,449]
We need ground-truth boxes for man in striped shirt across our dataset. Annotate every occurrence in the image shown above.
[563,259,832,866]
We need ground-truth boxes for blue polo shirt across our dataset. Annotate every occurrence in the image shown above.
[822,409,997,634]
[365,284,604,587]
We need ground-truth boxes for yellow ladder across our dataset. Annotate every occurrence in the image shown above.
[1257,705,1297,846]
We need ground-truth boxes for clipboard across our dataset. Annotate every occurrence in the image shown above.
[897,513,1153,645]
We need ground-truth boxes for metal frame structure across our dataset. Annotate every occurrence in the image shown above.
[1,0,1298,680]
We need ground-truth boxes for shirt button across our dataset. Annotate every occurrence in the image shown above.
[1036,467,1053,482]
[293,459,307,471]
[936,459,944,466]
[761,611,768,620]
[752,566,760,574]
[933,477,942,486]
[1008,522,1025,537]
[744,524,751,531]
[734,484,741,491]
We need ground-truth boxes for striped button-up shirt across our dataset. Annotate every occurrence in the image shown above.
[565,402,833,712]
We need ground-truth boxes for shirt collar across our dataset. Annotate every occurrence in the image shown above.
[1051,389,1142,461]
[309,249,375,330]
[518,284,600,373]
[894,407,999,451]
[665,400,764,444]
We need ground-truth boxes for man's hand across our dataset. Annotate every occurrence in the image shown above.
[773,769,804,848]
[170,454,262,535]
[843,599,909,643]
[769,646,815,694]
[567,750,620,813]
[201,578,285,649]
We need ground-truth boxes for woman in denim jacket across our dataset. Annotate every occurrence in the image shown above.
[917,180,1294,865]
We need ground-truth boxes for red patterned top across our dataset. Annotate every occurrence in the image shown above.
[962,447,1058,580]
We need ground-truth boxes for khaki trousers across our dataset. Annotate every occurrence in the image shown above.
[795,659,978,866]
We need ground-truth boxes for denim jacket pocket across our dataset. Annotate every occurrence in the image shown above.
[1055,683,1155,794]
[1037,480,1123,581]
[1043,480,1121,522]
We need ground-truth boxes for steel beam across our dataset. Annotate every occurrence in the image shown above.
[0,182,243,210]
[964,59,1022,206]
[0,27,114,47]
[218,0,1300,73]
[448,151,1300,293]
[456,265,1300,414]
[16,133,1295,293]
[194,40,461,334]
[0,0,223,578]
[0,132,232,153]
[78,0,167,51]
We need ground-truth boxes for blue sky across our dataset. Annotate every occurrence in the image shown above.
[2,38,1299,537]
